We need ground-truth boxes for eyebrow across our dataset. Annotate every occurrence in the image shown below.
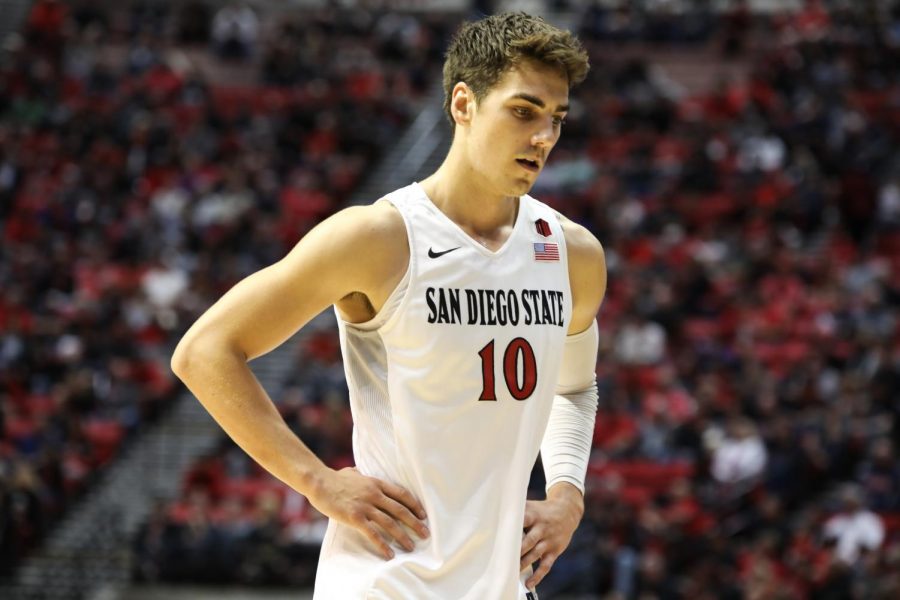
[510,93,569,113]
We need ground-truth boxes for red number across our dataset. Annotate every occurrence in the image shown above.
[478,338,537,401]
[478,340,496,401]
[504,338,537,400]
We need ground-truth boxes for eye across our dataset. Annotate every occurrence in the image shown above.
[513,106,532,119]
[553,115,567,127]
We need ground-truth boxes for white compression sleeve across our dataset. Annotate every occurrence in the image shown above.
[541,321,600,495]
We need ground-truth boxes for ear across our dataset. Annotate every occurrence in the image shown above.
[451,82,475,126]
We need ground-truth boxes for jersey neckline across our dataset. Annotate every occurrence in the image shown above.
[412,181,528,259]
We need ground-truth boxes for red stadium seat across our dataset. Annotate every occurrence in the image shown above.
[81,420,125,466]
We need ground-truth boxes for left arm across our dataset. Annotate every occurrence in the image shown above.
[521,218,606,588]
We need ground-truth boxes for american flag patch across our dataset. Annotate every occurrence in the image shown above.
[533,242,559,261]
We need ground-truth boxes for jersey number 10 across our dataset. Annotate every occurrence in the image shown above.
[477,338,537,401]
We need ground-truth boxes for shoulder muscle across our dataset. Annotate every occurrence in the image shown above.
[559,216,606,334]
[179,200,408,361]
[285,200,409,315]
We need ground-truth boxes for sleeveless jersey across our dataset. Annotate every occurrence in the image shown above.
[313,182,572,599]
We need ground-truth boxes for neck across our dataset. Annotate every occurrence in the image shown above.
[419,139,519,237]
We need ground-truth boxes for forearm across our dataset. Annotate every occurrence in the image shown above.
[172,340,327,495]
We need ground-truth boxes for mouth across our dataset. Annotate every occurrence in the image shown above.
[516,158,540,172]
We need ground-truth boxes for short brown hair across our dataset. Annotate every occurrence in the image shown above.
[442,12,589,127]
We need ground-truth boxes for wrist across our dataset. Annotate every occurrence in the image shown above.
[294,461,332,500]
[547,481,585,519]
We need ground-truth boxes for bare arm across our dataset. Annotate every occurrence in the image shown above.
[563,217,607,337]
[171,201,428,558]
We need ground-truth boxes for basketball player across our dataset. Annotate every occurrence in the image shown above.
[172,12,604,599]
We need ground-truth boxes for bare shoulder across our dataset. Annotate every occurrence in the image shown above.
[557,213,605,272]
[556,213,607,333]
[313,199,408,269]
[317,199,409,319]
[327,199,407,247]
[356,198,406,235]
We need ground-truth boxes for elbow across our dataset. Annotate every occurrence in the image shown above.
[170,330,212,382]
[170,336,194,381]
[170,330,243,383]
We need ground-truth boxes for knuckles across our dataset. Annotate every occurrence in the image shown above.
[348,508,365,522]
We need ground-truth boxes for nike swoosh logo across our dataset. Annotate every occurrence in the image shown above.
[428,246,461,259]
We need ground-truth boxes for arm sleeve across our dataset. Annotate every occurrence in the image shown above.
[540,321,600,495]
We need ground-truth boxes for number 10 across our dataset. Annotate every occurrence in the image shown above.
[477,338,537,401]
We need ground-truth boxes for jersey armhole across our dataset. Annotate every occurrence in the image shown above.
[338,266,410,333]
[337,195,416,334]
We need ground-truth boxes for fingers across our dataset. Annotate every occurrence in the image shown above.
[523,501,538,529]
[357,476,430,559]
[526,553,557,589]
[351,506,415,559]
[520,499,578,588]
[379,480,427,520]
[520,527,540,560]
[360,520,395,560]
[377,495,430,540]
[324,471,429,560]
[368,508,416,552]
[520,539,546,570]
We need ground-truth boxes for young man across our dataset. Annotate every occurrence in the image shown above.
[172,12,605,599]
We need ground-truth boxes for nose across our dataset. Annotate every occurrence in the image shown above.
[531,119,557,149]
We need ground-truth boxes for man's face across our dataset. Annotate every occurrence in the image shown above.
[463,59,570,198]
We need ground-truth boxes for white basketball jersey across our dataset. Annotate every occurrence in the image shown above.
[314,182,572,599]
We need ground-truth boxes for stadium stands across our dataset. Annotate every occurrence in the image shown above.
[0,0,452,578]
[2,1,898,598]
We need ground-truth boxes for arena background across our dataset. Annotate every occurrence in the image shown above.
[1,0,898,598]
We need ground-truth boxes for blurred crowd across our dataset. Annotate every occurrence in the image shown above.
[0,0,451,574]
[2,0,898,598]
[533,1,900,597]
[133,329,349,587]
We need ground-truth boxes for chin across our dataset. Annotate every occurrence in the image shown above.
[510,179,535,196]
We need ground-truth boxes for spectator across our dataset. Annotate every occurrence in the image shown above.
[132,499,180,582]
[614,312,667,366]
[24,0,67,64]
[211,3,259,61]
[710,416,767,486]
[856,438,900,512]
[823,484,885,566]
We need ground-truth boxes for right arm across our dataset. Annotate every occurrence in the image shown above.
[171,201,428,558]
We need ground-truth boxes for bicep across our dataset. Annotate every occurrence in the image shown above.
[566,228,607,336]
[548,223,604,391]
